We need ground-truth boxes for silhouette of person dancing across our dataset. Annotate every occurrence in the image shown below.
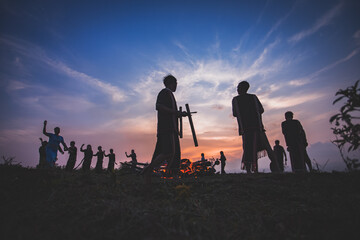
[80,144,93,171]
[94,146,105,173]
[281,111,312,172]
[232,81,280,173]
[219,151,226,174]
[105,149,116,172]
[273,140,287,172]
[65,141,77,171]
[125,149,137,170]
[142,75,187,183]
[42,120,68,168]
[38,138,47,168]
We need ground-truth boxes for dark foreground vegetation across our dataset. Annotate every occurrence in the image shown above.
[0,165,359,240]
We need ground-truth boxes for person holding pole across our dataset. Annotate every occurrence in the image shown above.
[142,75,187,183]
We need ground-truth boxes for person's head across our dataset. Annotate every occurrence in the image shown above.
[131,149,135,153]
[87,145,92,150]
[98,146,102,151]
[54,127,60,135]
[220,151,224,155]
[237,81,250,94]
[163,75,177,92]
[275,140,280,145]
[110,149,113,153]
[42,141,48,147]
[70,141,75,147]
[201,153,204,157]
[285,111,294,120]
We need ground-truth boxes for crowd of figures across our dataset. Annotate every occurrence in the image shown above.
[37,75,313,178]
[232,81,313,173]
[38,120,138,172]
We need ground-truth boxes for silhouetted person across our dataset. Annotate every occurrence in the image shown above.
[219,151,226,174]
[94,146,105,173]
[125,149,138,170]
[273,140,287,172]
[105,149,116,172]
[42,120,68,168]
[38,138,47,168]
[232,81,280,173]
[142,75,187,183]
[281,111,311,172]
[80,144,93,171]
[200,153,206,162]
[65,141,77,171]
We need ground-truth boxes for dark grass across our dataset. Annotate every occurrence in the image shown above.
[0,165,359,240]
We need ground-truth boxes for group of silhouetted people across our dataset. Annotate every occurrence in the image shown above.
[38,75,313,178]
[38,120,138,172]
[232,81,312,173]
[140,75,313,183]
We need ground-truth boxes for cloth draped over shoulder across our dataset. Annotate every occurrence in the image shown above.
[232,94,267,161]
[156,88,178,135]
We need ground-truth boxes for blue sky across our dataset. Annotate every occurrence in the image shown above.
[1,0,359,172]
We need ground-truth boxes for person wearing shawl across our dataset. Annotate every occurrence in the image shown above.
[232,81,280,173]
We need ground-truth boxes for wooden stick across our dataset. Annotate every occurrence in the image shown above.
[179,106,183,138]
[185,103,198,147]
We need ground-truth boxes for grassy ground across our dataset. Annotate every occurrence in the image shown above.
[0,165,359,240]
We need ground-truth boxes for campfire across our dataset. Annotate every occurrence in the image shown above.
[154,157,220,178]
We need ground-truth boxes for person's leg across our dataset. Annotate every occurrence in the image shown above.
[168,134,180,177]
[242,131,256,173]
[143,134,175,183]
[304,149,313,172]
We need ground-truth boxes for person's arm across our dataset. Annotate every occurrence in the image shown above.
[125,152,130,158]
[93,152,98,157]
[58,146,64,154]
[80,144,85,152]
[61,138,68,151]
[255,96,264,114]
[232,97,237,117]
[282,147,287,161]
[298,121,308,147]
[104,152,109,157]
[43,120,50,137]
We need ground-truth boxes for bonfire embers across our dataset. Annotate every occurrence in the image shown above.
[153,158,220,178]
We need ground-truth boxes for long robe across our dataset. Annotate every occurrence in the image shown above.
[232,93,279,172]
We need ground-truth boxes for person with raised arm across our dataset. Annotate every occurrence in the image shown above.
[42,120,68,168]
[125,149,137,170]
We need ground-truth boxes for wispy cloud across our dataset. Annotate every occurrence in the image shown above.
[287,48,360,86]
[263,2,297,43]
[48,61,127,102]
[354,29,360,45]
[0,36,127,103]
[289,3,342,43]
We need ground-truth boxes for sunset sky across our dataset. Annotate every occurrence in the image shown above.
[1,0,360,172]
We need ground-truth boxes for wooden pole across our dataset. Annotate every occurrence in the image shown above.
[179,106,183,138]
[185,103,198,147]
